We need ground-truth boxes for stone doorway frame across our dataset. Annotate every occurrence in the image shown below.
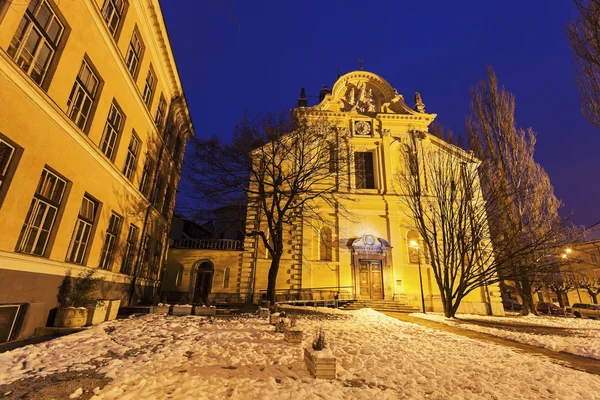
[350,235,393,300]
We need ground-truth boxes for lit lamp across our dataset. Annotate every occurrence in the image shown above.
[561,248,582,303]
[410,240,427,314]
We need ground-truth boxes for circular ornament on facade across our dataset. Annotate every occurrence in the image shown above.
[364,234,376,245]
[354,120,372,136]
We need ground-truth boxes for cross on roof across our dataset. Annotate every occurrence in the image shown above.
[358,56,364,71]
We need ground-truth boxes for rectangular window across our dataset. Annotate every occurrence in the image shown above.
[67,59,100,131]
[155,95,166,130]
[138,234,151,278]
[354,152,375,189]
[142,68,155,109]
[17,168,67,256]
[173,136,183,166]
[139,156,153,197]
[66,195,98,264]
[99,102,124,160]
[150,173,162,208]
[0,140,16,190]
[99,212,122,270]
[150,240,162,280]
[122,132,140,180]
[101,0,124,37]
[124,29,143,78]
[120,224,139,274]
[162,184,172,216]
[7,0,64,86]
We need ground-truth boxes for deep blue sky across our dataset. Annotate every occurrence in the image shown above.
[162,0,600,227]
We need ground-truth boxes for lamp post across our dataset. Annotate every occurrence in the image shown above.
[410,240,426,313]
[562,248,582,303]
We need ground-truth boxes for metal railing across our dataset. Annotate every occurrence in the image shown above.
[172,238,244,251]
[257,286,355,304]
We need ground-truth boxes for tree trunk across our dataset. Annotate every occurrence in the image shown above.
[554,290,565,308]
[442,292,455,318]
[266,255,281,304]
[589,291,598,304]
[515,279,537,316]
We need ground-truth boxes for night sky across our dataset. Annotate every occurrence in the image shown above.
[161,0,600,227]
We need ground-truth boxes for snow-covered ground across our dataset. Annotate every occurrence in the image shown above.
[1,308,600,399]
[413,312,600,360]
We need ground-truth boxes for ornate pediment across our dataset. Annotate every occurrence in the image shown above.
[311,71,432,118]
[351,234,392,253]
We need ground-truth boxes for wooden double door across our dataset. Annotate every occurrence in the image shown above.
[359,261,383,299]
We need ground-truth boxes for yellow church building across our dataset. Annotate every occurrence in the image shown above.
[0,0,193,340]
[164,70,504,316]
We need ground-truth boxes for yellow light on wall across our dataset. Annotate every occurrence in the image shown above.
[565,248,572,254]
[409,240,419,249]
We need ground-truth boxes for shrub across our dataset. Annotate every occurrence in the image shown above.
[312,327,327,351]
[57,270,73,307]
[56,269,104,308]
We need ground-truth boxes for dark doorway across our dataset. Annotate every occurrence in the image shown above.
[192,261,214,305]
[359,261,383,299]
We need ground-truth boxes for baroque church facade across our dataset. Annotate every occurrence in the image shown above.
[164,70,504,316]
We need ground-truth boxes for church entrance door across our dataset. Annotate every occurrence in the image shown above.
[359,261,383,299]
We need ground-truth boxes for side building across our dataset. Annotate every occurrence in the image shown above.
[0,0,194,341]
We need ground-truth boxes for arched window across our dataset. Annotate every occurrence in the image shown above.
[407,229,420,264]
[223,267,230,288]
[328,142,336,173]
[320,227,333,261]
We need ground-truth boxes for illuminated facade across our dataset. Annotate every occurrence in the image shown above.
[0,0,193,340]
[165,71,503,316]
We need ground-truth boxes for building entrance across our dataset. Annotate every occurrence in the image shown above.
[359,261,383,299]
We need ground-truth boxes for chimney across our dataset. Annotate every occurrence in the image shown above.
[297,88,307,107]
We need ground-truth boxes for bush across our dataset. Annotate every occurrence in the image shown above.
[57,270,73,307]
[56,269,104,308]
[312,327,327,351]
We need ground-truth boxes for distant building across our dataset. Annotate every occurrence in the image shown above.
[165,71,503,316]
[0,0,193,341]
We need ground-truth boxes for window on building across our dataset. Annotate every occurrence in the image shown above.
[320,227,333,261]
[138,234,151,278]
[101,0,124,37]
[150,240,162,280]
[591,251,598,263]
[175,265,183,286]
[354,151,375,189]
[99,212,122,270]
[407,229,420,264]
[155,95,166,130]
[120,224,138,274]
[223,267,230,288]
[17,167,67,256]
[537,292,544,302]
[67,59,100,131]
[162,184,173,216]
[142,68,156,109]
[66,195,98,264]
[150,173,163,208]
[0,139,16,191]
[7,0,64,86]
[328,143,336,173]
[122,132,139,180]
[139,156,153,197]
[99,102,124,160]
[173,136,183,167]
[124,28,143,78]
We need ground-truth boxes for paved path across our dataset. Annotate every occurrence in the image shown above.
[382,311,600,376]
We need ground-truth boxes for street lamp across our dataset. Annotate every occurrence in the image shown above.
[410,240,427,314]
[561,248,582,303]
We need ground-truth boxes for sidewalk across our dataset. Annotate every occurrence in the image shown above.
[382,311,600,376]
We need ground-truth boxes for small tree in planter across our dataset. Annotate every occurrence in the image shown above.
[55,269,103,328]
[284,316,303,344]
[304,328,336,379]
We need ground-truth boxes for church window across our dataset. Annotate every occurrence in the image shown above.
[354,151,375,189]
[407,229,420,264]
[223,267,230,288]
[320,227,333,261]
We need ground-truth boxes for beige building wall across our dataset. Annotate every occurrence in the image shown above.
[0,0,193,340]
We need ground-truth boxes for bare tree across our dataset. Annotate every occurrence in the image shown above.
[186,111,350,303]
[566,0,600,130]
[396,132,560,318]
[542,271,574,308]
[579,273,600,303]
[466,66,565,316]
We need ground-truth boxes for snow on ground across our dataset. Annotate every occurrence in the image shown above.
[1,309,600,399]
[413,312,600,360]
